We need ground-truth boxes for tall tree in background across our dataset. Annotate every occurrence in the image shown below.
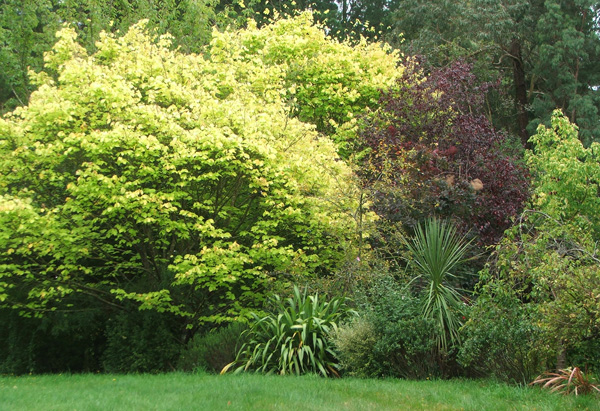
[215,0,401,41]
[392,0,600,146]
[468,0,546,145]
[0,0,60,112]
[214,0,338,32]
[0,0,218,113]
[531,0,600,145]
[333,0,401,40]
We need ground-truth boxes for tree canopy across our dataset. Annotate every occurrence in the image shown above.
[392,0,600,146]
[0,14,400,327]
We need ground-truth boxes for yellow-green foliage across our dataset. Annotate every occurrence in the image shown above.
[0,15,391,324]
[523,112,600,351]
[482,112,600,361]
[210,12,402,138]
[527,111,600,238]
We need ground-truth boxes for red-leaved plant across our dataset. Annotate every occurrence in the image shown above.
[359,59,530,247]
[531,367,600,396]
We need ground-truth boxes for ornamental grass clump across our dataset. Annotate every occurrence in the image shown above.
[222,286,354,377]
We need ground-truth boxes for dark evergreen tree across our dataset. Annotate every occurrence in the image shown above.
[392,0,600,146]
[531,1,600,145]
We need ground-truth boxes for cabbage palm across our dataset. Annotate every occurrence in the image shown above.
[404,218,472,352]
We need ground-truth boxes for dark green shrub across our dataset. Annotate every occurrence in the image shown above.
[334,276,446,379]
[459,293,551,384]
[568,337,600,374]
[224,286,354,377]
[102,310,181,373]
[0,309,37,374]
[178,322,247,373]
[0,308,105,374]
[371,313,439,379]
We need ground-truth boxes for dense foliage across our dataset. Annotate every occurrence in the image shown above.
[2,0,599,383]
[463,112,600,380]
[0,13,406,373]
[4,0,597,150]
[360,61,530,246]
[210,12,400,140]
[334,276,452,379]
[459,289,550,384]
[178,321,247,373]
[0,0,220,113]
[393,0,600,145]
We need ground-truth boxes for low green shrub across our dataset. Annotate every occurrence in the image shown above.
[458,292,551,384]
[334,276,448,379]
[224,285,354,377]
[370,313,440,379]
[178,322,247,373]
[333,316,378,377]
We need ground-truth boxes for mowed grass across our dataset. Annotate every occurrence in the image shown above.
[0,372,598,411]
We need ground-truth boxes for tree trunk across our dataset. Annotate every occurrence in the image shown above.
[342,0,348,38]
[556,342,567,371]
[510,38,530,148]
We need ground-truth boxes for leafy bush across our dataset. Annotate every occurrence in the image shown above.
[370,314,440,379]
[224,286,353,377]
[458,290,551,384]
[332,316,378,377]
[360,60,529,247]
[465,112,600,378]
[334,276,445,379]
[568,339,600,375]
[178,322,247,373]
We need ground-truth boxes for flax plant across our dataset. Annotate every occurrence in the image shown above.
[404,218,472,353]
[222,286,353,377]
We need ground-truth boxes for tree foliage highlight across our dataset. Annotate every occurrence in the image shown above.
[0,14,395,326]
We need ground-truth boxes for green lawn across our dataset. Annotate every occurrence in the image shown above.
[0,373,598,410]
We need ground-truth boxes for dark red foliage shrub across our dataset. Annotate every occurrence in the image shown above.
[360,60,530,246]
